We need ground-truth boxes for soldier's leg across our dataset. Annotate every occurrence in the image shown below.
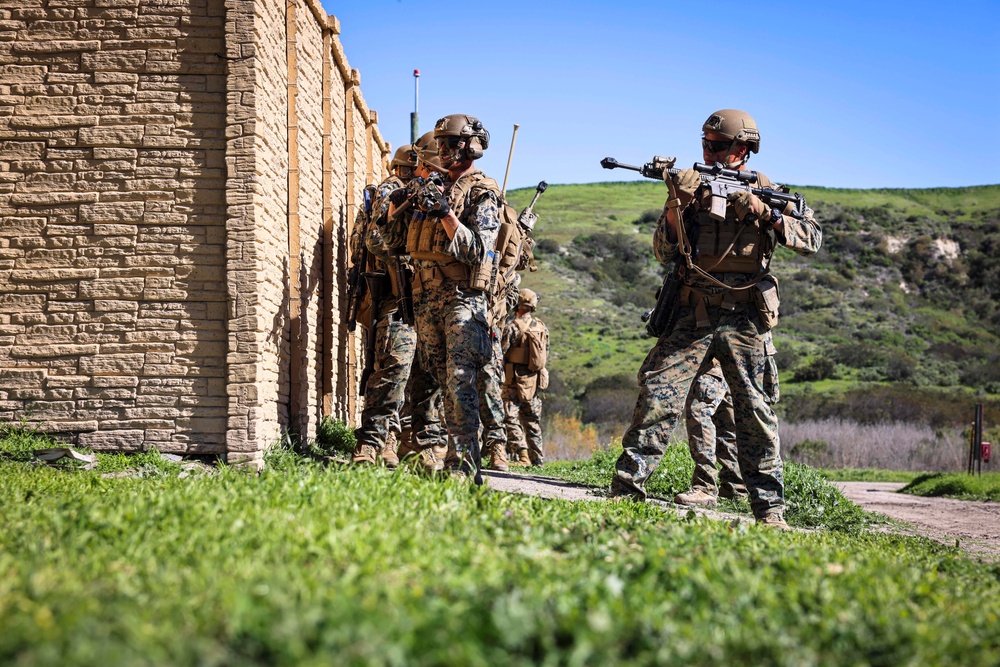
[613,313,712,500]
[411,294,450,472]
[713,389,746,499]
[522,394,544,466]
[684,365,727,494]
[440,290,491,473]
[716,313,783,520]
[503,385,528,464]
[478,329,508,470]
[360,318,417,466]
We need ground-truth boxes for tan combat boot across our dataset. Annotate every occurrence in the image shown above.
[673,489,718,508]
[381,432,399,469]
[351,443,378,466]
[510,448,531,467]
[757,512,792,530]
[488,445,509,472]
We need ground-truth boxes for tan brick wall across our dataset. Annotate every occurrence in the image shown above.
[0,0,389,459]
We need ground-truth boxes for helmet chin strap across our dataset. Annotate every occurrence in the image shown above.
[724,142,748,169]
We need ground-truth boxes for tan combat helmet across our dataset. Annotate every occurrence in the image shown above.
[414,130,445,173]
[518,288,538,311]
[433,114,490,161]
[702,109,761,154]
[390,144,418,170]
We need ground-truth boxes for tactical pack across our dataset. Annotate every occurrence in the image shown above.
[508,317,548,372]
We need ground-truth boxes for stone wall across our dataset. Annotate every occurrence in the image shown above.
[0,0,389,462]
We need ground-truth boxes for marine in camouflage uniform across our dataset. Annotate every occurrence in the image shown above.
[611,109,821,527]
[381,114,501,479]
[502,289,549,466]
[351,145,423,467]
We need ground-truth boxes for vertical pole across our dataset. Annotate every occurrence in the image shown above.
[410,69,420,143]
[976,403,984,475]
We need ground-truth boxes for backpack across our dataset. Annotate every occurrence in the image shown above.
[487,203,537,326]
[510,317,547,372]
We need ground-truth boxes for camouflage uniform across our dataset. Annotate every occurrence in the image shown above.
[390,169,501,470]
[612,176,821,520]
[502,310,549,465]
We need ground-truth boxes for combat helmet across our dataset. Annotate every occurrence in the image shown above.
[414,130,445,173]
[702,109,761,154]
[433,114,490,161]
[517,288,538,311]
[390,144,418,170]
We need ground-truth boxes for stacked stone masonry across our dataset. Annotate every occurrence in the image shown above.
[0,0,389,464]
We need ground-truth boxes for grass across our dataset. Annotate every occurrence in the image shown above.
[4,430,1000,665]
[900,471,1000,502]
[529,445,876,533]
[817,468,923,483]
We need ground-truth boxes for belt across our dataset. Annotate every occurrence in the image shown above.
[680,285,754,328]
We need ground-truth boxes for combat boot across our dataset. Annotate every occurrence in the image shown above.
[757,512,791,530]
[510,448,531,467]
[382,432,399,469]
[673,489,718,508]
[351,443,378,466]
[488,445,509,472]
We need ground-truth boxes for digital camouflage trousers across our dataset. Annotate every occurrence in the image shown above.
[409,283,491,463]
[613,301,784,519]
[354,316,417,451]
[502,386,543,465]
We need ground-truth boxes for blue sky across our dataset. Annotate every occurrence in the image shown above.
[322,0,999,190]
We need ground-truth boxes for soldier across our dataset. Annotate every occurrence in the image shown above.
[384,114,502,480]
[502,288,550,466]
[350,144,422,467]
[610,109,822,529]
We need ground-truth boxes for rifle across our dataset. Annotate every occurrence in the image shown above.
[392,254,415,325]
[600,156,807,221]
[358,270,387,396]
[346,186,376,332]
[640,261,681,338]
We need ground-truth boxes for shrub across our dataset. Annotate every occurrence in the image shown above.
[313,417,356,457]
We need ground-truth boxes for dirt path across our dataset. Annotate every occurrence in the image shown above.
[835,482,1000,560]
[484,472,1000,560]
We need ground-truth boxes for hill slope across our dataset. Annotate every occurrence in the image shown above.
[505,180,1000,429]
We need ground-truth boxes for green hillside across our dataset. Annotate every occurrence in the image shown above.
[505,181,1000,429]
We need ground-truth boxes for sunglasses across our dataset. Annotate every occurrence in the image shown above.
[437,137,464,148]
[701,138,732,153]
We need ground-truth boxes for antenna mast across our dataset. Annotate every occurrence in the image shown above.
[410,69,420,143]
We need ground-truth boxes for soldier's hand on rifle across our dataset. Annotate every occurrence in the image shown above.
[667,168,701,207]
[418,181,451,218]
[728,190,769,223]
[517,210,538,231]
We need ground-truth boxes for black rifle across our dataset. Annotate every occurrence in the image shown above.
[392,254,414,325]
[346,186,376,332]
[600,156,807,221]
[641,261,681,338]
[358,270,387,396]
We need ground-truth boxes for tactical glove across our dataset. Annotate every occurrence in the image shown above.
[728,190,769,222]
[667,168,701,207]
[419,182,451,218]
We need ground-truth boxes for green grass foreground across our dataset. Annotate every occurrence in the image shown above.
[2,447,1000,666]
[901,471,1000,502]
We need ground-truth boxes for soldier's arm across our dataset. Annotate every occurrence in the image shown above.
[501,321,516,355]
[445,190,500,266]
[775,206,822,256]
[375,186,410,252]
[653,203,681,265]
